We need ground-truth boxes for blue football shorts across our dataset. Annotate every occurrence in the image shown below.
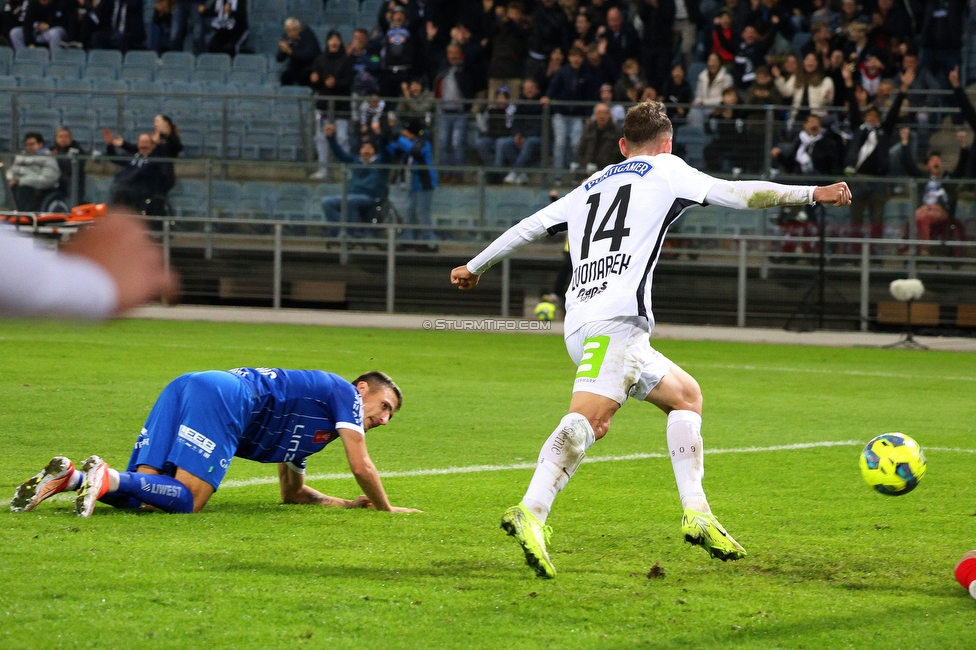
[126,371,253,491]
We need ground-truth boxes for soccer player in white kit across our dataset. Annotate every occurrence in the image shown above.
[451,100,852,578]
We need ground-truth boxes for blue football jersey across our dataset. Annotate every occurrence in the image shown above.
[229,367,364,471]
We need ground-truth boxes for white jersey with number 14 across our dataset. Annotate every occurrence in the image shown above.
[535,154,717,336]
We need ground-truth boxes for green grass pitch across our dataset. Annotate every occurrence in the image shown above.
[1,320,976,648]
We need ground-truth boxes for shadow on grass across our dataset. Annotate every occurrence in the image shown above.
[201,557,498,581]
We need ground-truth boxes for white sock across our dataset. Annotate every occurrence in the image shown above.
[66,469,84,491]
[667,410,710,514]
[522,413,595,524]
[107,468,120,492]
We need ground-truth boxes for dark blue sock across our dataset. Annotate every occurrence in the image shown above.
[98,493,143,510]
[115,472,195,514]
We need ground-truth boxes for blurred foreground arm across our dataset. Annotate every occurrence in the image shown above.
[0,209,179,319]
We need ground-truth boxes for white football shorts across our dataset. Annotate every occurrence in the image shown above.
[565,317,673,404]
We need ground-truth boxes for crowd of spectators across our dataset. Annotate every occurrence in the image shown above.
[3,0,976,244]
[1,0,247,55]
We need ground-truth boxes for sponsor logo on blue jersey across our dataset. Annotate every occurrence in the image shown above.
[584,160,653,191]
[178,424,216,458]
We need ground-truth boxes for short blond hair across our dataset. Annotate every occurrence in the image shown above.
[623,100,672,149]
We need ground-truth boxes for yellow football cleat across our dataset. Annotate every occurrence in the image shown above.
[681,508,747,561]
[500,503,556,578]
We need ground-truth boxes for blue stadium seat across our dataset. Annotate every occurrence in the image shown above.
[275,183,313,220]
[674,124,708,169]
[241,132,278,160]
[178,126,205,157]
[11,62,46,79]
[46,63,82,79]
[192,68,226,83]
[61,107,99,129]
[51,49,85,66]
[197,52,231,72]
[63,123,94,150]
[57,77,92,91]
[121,65,156,82]
[87,50,123,68]
[156,67,191,83]
[19,77,55,109]
[169,179,208,217]
[277,84,311,97]
[228,69,264,85]
[88,176,113,203]
[90,79,127,112]
[20,108,61,136]
[14,48,49,64]
[231,52,268,73]
[124,50,159,69]
[210,180,243,217]
[0,74,17,89]
[290,0,323,24]
[277,132,302,160]
[0,46,12,70]
[56,78,93,108]
[125,83,162,113]
[84,65,120,80]
[160,51,195,70]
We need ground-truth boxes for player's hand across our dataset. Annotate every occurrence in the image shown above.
[451,265,480,290]
[63,207,180,314]
[324,123,336,137]
[390,506,422,513]
[813,182,852,207]
[349,494,372,508]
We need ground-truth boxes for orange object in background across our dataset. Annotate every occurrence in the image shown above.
[67,203,108,223]
[3,203,107,226]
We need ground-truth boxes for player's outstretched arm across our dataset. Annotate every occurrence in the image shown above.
[338,429,421,513]
[276,462,370,508]
[451,197,569,289]
[704,179,852,209]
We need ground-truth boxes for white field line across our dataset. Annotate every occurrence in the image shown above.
[9,441,971,507]
[694,363,976,383]
[218,440,864,490]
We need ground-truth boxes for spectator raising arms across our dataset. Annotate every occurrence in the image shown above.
[322,123,391,237]
[103,130,172,215]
